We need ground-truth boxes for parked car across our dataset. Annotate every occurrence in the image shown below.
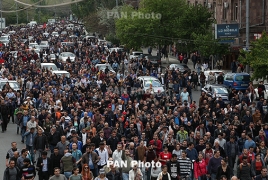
[51,31,59,37]
[0,80,20,92]
[223,73,250,91]
[137,76,165,93]
[39,41,49,50]
[129,51,143,60]
[169,64,191,73]
[203,70,225,83]
[145,55,162,65]
[41,63,58,72]
[52,71,70,78]
[95,64,115,74]
[201,84,230,104]
[59,52,76,62]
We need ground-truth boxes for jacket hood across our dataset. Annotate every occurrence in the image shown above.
[64,152,72,157]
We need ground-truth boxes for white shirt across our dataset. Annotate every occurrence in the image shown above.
[96,148,109,166]
[42,158,48,172]
[27,121,37,130]
[129,168,143,180]
[112,150,122,165]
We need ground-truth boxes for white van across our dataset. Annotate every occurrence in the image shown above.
[66,24,74,30]
[47,19,56,25]
[41,63,58,72]
[52,71,70,78]
[28,21,37,27]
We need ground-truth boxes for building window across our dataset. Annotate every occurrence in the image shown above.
[195,1,198,6]
[187,1,190,5]
[233,3,238,20]
[223,5,227,20]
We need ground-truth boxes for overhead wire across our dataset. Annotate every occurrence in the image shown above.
[0,0,44,13]
[14,0,84,8]
[0,0,84,13]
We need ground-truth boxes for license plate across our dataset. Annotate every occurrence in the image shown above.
[241,84,248,86]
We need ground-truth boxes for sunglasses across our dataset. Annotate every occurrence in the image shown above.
[84,167,89,169]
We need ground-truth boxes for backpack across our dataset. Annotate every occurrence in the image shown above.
[239,163,250,170]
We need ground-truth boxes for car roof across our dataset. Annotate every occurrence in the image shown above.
[132,51,143,53]
[205,84,228,88]
[41,63,56,65]
[52,71,69,73]
[0,80,18,83]
[138,76,159,80]
[225,73,250,75]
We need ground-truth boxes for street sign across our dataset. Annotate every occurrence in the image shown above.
[215,23,239,39]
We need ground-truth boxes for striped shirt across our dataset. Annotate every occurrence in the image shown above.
[177,157,191,176]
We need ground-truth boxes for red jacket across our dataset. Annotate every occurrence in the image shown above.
[149,139,162,155]
[194,160,207,179]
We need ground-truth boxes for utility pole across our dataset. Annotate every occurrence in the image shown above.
[116,0,118,7]
[245,0,250,73]
[16,2,18,25]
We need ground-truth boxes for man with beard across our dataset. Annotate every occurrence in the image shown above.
[202,142,214,166]
[166,154,180,180]
[21,158,36,180]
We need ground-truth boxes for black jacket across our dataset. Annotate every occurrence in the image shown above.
[36,157,52,175]
[33,134,48,150]
[106,170,121,180]
[3,167,21,180]
[50,153,63,174]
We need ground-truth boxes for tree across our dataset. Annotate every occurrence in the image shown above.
[238,31,268,80]
[192,29,229,58]
[115,0,187,49]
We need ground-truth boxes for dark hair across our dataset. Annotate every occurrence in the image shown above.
[54,147,59,150]
[23,158,31,163]
[242,156,248,160]
[42,151,47,156]
[21,149,28,154]
[172,154,177,158]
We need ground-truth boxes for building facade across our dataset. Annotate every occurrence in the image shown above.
[187,0,267,68]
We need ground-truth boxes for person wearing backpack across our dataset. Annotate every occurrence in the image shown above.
[237,156,253,180]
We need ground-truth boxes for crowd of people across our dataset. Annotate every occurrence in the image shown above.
[2,20,268,180]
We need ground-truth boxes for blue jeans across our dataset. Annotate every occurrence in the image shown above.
[210,173,217,180]
[26,145,35,163]
[21,126,26,141]
[122,173,129,180]
[146,167,151,180]
[64,172,72,179]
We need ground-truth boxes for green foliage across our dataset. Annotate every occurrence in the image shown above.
[238,31,268,79]
[115,0,229,55]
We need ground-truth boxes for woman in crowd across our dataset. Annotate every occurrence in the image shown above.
[194,153,207,180]
[81,164,94,180]
[252,153,266,177]
[216,158,232,180]
[69,167,82,180]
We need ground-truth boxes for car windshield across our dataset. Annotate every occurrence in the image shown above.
[43,65,57,71]
[0,82,19,89]
[144,80,161,87]
[235,75,250,81]
[0,37,8,41]
[214,88,228,94]
[133,53,142,56]
[62,53,74,57]
[56,73,70,78]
